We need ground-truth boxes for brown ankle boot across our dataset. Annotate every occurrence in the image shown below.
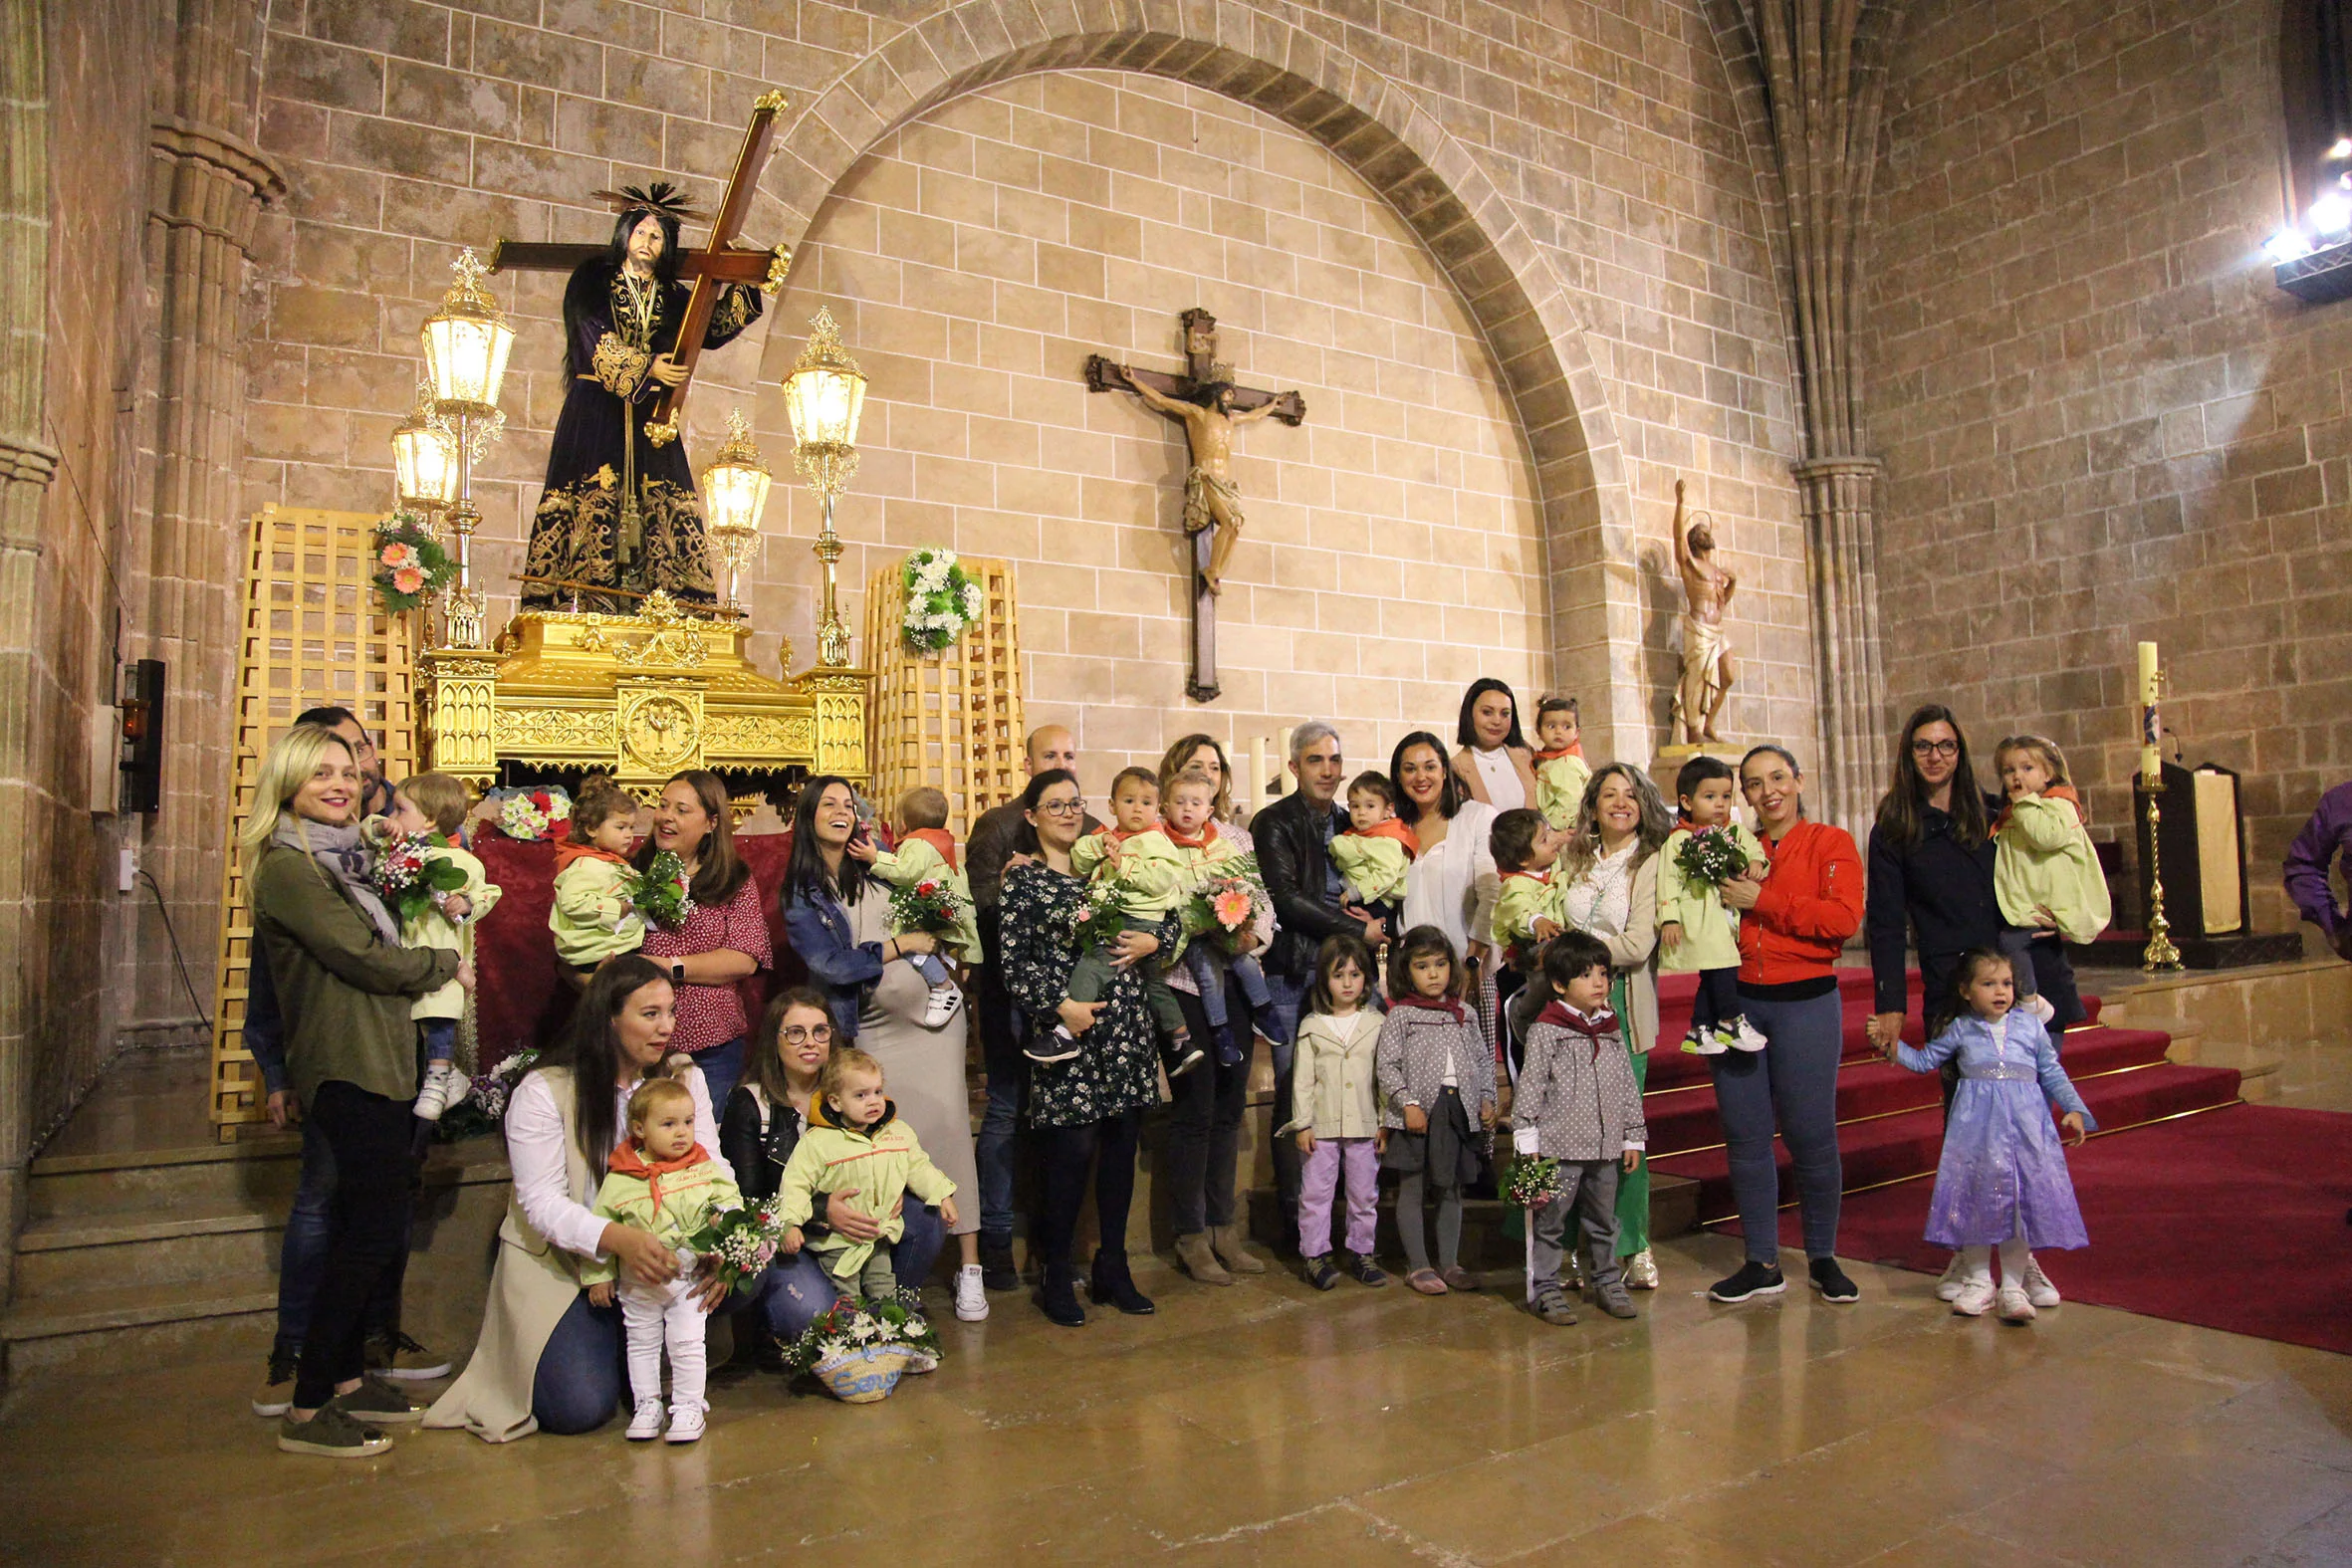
[1208,1223,1266,1275]
[1174,1232,1233,1285]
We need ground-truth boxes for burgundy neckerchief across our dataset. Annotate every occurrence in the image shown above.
[1391,993,1466,1026]
[1536,999,1619,1060]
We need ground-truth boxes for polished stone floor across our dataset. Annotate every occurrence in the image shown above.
[5,1226,2350,1568]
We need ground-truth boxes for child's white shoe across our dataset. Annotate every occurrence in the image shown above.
[2022,995,2056,1024]
[625,1398,665,1441]
[1935,1253,1971,1301]
[1681,1027,1726,1057]
[923,985,964,1028]
[953,1263,990,1322]
[665,1403,706,1444]
[1950,1278,1997,1316]
[1995,1285,2036,1324]
[412,1060,469,1122]
[2020,1254,2061,1307]
[1729,1018,1769,1052]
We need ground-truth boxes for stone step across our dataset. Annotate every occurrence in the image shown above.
[26,1139,302,1222]
[1,1271,279,1381]
[12,1209,285,1299]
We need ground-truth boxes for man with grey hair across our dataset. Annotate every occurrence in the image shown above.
[1250,721,1381,1242]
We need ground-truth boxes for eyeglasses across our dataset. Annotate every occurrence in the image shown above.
[1037,798,1087,817]
[780,1025,833,1045]
[1911,739,1959,760]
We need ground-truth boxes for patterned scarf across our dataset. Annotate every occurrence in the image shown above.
[272,811,400,945]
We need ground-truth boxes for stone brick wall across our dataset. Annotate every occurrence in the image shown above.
[237,0,1820,782]
[1866,0,2344,933]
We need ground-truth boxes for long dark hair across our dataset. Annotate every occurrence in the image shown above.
[1016,769,1079,865]
[634,769,748,906]
[1309,932,1378,1016]
[1454,678,1527,750]
[752,985,835,1109]
[1927,945,2013,1040]
[531,954,672,1180]
[786,775,868,907]
[1386,923,1464,1002]
[1390,730,1468,822]
[1875,703,1990,851]
[605,206,682,288]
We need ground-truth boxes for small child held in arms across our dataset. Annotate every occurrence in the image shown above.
[856,785,983,1028]
[1657,756,1767,1056]
[1162,772,1289,1059]
[1057,767,1201,1079]
[777,1048,961,1304]
[386,772,501,1120]
[1282,933,1390,1291]
[584,1077,742,1443]
[1530,695,1592,832]
[550,784,646,978]
[1882,947,2092,1324]
[1488,807,1564,1072]
[1376,926,1497,1296]
[1992,735,2110,1029]
[1514,932,1646,1324]
[1328,771,1418,946]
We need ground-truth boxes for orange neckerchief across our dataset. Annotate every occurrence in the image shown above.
[1501,867,1551,885]
[1995,782,2084,833]
[904,827,960,872]
[1345,817,1421,859]
[605,1137,713,1216]
[555,841,633,874]
[1160,818,1221,852]
[1531,742,1585,763]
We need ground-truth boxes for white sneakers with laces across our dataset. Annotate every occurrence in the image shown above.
[1996,1285,2037,1324]
[412,1060,469,1121]
[2020,1254,2062,1307]
[954,1263,991,1322]
[625,1399,665,1441]
[1935,1253,1971,1301]
[665,1402,706,1443]
[1950,1277,1997,1316]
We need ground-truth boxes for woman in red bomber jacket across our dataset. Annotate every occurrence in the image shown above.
[1705,744,1866,1306]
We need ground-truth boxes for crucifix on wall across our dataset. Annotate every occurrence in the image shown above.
[1085,309,1305,703]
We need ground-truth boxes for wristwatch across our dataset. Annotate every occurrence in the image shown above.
[669,960,687,984]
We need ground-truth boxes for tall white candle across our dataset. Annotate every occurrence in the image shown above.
[2137,641,2161,784]
[1275,727,1294,796]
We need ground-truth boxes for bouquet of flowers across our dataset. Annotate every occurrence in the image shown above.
[1063,878,1132,956]
[779,1293,944,1403]
[435,1048,538,1142]
[899,548,986,654]
[1503,1152,1563,1211]
[630,849,696,930]
[490,785,572,843]
[1673,823,1751,888]
[1181,852,1270,956]
[369,513,457,616]
[367,825,471,927]
[684,1197,792,1294]
[889,875,963,941]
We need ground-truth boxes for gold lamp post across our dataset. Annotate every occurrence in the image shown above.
[782,307,865,668]
[389,378,460,516]
[418,248,514,649]
[700,407,773,614]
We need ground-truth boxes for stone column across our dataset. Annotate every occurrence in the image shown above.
[1795,456,1886,830]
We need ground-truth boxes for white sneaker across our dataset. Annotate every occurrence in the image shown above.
[2020,1254,2061,1307]
[1681,1028,1726,1056]
[665,1403,706,1443]
[1730,1017,1769,1052]
[1951,1278,1997,1316]
[2022,995,2056,1024]
[411,1060,468,1122]
[1935,1253,1971,1301]
[923,985,964,1028]
[1996,1285,2037,1324]
[953,1263,990,1322]
[625,1398,665,1441]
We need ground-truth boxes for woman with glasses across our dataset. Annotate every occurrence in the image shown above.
[996,769,1171,1326]
[716,988,946,1355]
[1864,706,2008,1056]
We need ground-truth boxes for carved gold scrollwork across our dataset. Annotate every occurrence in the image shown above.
[618,688,702,773]
[495,706,616,756]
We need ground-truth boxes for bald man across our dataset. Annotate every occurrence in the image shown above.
[965,724,1103,1291]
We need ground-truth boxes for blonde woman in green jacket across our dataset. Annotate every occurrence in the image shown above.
[241,724,469,1458]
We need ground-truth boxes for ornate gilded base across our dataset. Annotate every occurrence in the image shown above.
[422,588,870,798]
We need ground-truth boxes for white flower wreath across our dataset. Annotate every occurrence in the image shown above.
[899,548,984,654]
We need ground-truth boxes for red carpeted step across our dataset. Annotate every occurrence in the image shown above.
[1654,1059,2240,1226]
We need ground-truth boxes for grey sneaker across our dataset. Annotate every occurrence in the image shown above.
[338,1375,427,1425]
[364,1329,452,1381]
[1532,1284,1577,1325]
[277,1400,392,1457]
[1590,1278,1638,1319]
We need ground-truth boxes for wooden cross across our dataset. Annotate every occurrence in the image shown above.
[488,92,794,446]
[1084,308,1304,704]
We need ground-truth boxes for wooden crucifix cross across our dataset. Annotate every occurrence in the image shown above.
[1084,308,1305,703]
[489,92,794,446]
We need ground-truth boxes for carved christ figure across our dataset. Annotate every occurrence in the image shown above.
[1117,369,1282,593]
[1671,479,1739,745]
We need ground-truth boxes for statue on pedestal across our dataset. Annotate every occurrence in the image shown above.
[1670,480,1739,746]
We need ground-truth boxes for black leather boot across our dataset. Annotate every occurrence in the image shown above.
[1037,1262,1086,1327]
[1087,1249,1156,1315]
[979,1233,1019,1292]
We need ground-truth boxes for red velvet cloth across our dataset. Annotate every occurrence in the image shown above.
[470,829,806,1066]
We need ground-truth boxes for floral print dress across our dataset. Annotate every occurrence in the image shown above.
[997,863,1165,1129]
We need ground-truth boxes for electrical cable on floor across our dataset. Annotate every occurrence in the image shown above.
[138,866,215,1032]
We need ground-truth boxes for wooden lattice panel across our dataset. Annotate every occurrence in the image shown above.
[862,557,1024,838]
[209,507,421,1138]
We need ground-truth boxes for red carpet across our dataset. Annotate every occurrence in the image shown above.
[1749,1103,2352,1355]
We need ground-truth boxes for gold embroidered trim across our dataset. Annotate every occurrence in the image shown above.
[590,333,650,397]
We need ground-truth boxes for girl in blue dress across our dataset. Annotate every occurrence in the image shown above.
[1883,946,2094,1324]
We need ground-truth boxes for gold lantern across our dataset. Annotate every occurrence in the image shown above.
[418,249,514,648]
[782,307,866,667]
[700,408,773,613]
[389,379,460,516]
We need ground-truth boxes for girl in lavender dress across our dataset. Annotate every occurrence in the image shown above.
[1883,947,2093,1325]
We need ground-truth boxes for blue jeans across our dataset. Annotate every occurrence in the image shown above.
[690,1034,747,1113]
[420,1017,457,1063]
[974,975,1026,1244]
[532,1290,626,1435]
[272,1115,403,1360]
[734,1202,947,1341]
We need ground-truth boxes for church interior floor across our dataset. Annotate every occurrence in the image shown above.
[5,1229,2351,1567]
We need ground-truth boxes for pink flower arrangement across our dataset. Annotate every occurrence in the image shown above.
[379,542,419,570]
[1210,887,1254,928]
[392,565,425,593]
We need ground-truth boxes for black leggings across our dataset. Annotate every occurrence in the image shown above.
[1033,1108,1145,1268]
[295,1080,416,1409]
[1164,985,1250,1233]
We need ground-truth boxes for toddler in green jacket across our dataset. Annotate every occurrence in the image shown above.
[385,773,501,1121]
[777,1049,960,1303]
[1657,756,1766,1056]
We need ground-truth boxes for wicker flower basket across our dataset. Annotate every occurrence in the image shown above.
[813,1343,912,1404]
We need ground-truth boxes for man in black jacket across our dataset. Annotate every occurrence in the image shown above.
[1251,722,1383,1240]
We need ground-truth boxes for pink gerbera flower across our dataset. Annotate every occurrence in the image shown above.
[392,565,425,593]
[379,543,417,569]
[1212,888,1254,928]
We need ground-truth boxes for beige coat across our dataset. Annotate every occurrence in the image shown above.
[424,1066,593,1444]
[1561,850,1662,1053]
[1281,1009,1383,1139]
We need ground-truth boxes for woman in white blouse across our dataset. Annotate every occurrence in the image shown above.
[1449,679,1538,812]
[427,955,733,1442]
[1392,731,1502,1059]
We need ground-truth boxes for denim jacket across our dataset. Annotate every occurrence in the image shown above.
[779,878,884,1039]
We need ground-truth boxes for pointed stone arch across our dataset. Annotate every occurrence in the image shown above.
[752,3,1646,749]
